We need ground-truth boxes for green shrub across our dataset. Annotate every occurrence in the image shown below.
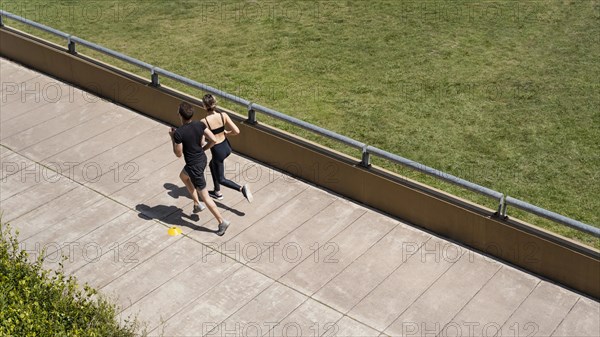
[0,222,144,337]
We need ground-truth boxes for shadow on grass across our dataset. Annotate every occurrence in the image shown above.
[163,182,245,216]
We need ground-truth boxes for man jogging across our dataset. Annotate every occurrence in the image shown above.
[169,102,230,236]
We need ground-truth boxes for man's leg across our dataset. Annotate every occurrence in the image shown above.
[180,169,203,212]
[197,187,224,224]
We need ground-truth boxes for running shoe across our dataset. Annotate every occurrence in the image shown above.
[208,190,224,200]
[216,220,230,236]
[193,203,205,213]
[241,184,253,203]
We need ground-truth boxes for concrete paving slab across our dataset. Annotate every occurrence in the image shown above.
[7,185,103,240]
[19,107,137,161]
[0,151,36,180]
[159,266,273,336]
[384,252,501,336]
[280,210,398,296]
[251,199,366,280]
[206,282,306,337]
[86,142,175,196]
[0,84,90,135]
[79,125,168,191]
[22,197,129,268]
[2,99,109,151]
[499,281,580,337]
[72,221,182,289]
[101,236,207,310]
[348,237,460,331]
[265,298,343,337]
[1,175,78,222]
[552,297,600,337]
[448,266,540,337]
[0,66,40,83]
[46,210,155,275]
[0,160,48,201]
[43,114,154,165]
[333,316,381,337]
[314,223,431,314]
[188,176,307,245]
[126,253,242,333]
[112,159,185,208]
[232,187,337,264]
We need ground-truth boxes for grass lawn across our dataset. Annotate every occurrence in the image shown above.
[2,0,598,248]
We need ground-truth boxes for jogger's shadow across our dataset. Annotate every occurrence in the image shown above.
[135,204,215,234]
[163,183,245,217]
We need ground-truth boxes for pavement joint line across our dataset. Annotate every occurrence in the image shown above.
[4,183,80,224]
[381,249,468,335]
[221,183,310,245]
[0,92,89,141]
[6,184,83,238]
[16,104,125,154]
[146,265,246,335]
[200,277,284,337]
[345,238,432,315]
[435,265,503,337]
[80,127,171,188]
[122,248,245,315]
[496,279,542,334]
[548,297,581,337]
[0,151,37,180]
[64,210,157,266]
[240,197,338,268]
[3,100,119,151]
[41,113,149,163]
[97,235,187,291]
[151,262,247,335]
[71,122,162,173]
[310,220,402,298]
[277,208,369,282]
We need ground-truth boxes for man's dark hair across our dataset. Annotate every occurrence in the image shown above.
[178,102,194,120]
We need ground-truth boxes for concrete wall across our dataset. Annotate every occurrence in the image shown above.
[2,28,598,299]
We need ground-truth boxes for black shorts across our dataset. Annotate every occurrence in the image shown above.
[183,161,207,190]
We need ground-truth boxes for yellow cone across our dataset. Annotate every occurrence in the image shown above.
[167,226,182,236]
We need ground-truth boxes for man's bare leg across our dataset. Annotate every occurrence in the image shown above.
[180,170,201,205]
[197,187,225,224]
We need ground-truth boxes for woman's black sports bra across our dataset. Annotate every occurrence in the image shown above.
[204,112,225,135]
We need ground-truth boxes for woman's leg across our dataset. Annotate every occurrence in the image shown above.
[208,158,220,193]
[213,141,242,191]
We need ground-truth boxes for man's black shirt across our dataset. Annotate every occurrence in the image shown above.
[173,121,207,166]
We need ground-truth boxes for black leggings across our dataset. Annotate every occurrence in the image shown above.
[209,139,241,192]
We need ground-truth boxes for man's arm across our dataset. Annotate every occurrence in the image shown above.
[169,128,183,158]
[202,128,217,152]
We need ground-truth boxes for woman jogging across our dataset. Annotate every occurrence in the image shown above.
[202,94,253,203]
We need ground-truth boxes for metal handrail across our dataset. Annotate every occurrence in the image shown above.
[504,197,600,238]
[1,10,596,236]
[366,146,504,201]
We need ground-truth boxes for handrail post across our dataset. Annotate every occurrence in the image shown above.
[67,35,76,54]
[495,195,504,217]
[361,145,371,167]
[150,68,160,87]
[0,14,4,28]
[247,103,257,124]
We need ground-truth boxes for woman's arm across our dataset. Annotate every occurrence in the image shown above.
[224,114,240,136]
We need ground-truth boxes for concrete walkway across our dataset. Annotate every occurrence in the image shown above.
[1,57,598,336]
